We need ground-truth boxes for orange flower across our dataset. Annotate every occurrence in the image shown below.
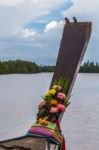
[50,100,58,105]
[38,118,48,125]
[38,118,43,124]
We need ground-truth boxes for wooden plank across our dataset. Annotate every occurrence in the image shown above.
[0,21,92,149]
[50,22,92,97]
[0,136,46,150]
[50,22,92,122]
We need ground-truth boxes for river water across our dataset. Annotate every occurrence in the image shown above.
[0,73,99,150]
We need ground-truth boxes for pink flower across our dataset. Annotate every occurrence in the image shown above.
[57,104,65,112]
[50,107,58,113]
[39,100,46,108]
[57,92,66,100]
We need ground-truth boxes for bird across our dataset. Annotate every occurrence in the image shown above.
[64,17,70,23]
[73,17,77,23]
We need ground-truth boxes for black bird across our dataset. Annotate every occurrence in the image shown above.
[64,17,70,23]
[73,17,77,23]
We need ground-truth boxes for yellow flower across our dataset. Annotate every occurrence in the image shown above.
[50,100,58,105]
[38,118,43,124]
[52,85,58,90]
[38,118,48,125]
[48,89,56,95]
[42,119,48,125]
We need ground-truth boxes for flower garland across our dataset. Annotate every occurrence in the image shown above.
[36,78,71,125]
[27,78,71,150]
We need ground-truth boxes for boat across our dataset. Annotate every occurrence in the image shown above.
[0,19,92,150]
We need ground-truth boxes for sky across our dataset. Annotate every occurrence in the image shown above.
[0,0,99,65]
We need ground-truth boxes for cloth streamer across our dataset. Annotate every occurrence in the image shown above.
[27,120,66,150]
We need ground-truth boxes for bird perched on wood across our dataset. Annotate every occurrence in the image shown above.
[64,17,70,23]
[73,17,77,23]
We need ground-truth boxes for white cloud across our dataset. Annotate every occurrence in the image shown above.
[1,0,99,64]
[0,0,24,7]
[61,0,99,39]
[0,19,64,64]
[0,0,69,37]
[16,28,36,39]
[61,0,99,62]
[62,0,99,22]
[44,21,64,33]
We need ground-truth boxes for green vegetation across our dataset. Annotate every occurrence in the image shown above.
[0,60,55,74]
[79,61,99,73]
[0,60,40,74]
[40,65,55,72]
[0,60,99,74]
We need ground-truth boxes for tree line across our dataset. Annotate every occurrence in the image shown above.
[0,60,99,74]
[0,60,55,74]
[0,60,40,74]
[79,61,99,73]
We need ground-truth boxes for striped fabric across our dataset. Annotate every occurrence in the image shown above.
[27,122,63,146]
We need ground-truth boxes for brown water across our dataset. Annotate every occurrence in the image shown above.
[0,73,99,150]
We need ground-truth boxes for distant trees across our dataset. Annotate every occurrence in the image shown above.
[0,60,99,74]
[40,65,55,72]
[0,61,10,74]
[0,60,41,74]
[80,61,99,73]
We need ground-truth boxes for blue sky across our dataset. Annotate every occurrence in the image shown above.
[0,0,99,65]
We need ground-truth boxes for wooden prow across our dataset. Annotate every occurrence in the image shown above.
[50,22,92,122]
[50,22,92,95]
